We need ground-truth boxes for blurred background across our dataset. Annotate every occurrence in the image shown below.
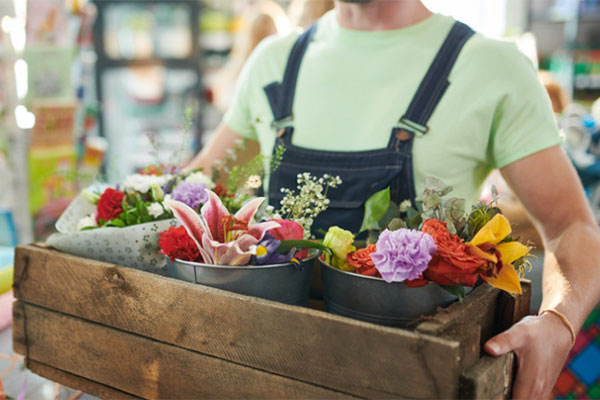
[0,0,599,398]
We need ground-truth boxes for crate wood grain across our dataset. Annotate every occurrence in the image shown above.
[12,244,530,399]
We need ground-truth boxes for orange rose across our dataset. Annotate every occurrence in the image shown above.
[421,219,485,287]
[347,244,381,277]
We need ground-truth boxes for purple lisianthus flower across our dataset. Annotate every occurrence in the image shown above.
[252,232,295,265]
[171,181,208,210]
[371,229,437,283]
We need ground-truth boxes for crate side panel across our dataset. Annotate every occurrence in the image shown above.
[13,245,462,399]
[27,360,138,400]
[14,302,357,400]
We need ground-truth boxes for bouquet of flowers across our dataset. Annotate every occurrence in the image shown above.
[158,172,340,267]
[47,166,219,273]
[321,177,532,300]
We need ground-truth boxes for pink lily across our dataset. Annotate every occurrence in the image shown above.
[165,190,280,266]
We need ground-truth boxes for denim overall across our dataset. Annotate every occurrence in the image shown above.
[264,22,475,236]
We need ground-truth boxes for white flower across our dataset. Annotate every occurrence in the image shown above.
[185,172,215,189]
[147,202,165,218]
[399,199,412,213]
[122,174,170,194]
[246,175,262,189]
[81,189,100,204]
[77,214,98,231]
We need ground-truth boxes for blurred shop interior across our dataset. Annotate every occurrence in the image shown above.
[0,0,599,398]
[0,0,599,244]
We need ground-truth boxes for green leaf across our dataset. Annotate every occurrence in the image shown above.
[408,213,423,230]
[111,218,125,227]
[440,285,466,303]
[422,192,442,210]
[125,212,137,225]
[136,200,148,216]
[425,176,444,191]
[359,187,391,233]
[491,185,499,203]
[367,230,380,245]
[407,206,419,220]
[375,201,400,229]
[387,217,407,231]
[277,240,332,256]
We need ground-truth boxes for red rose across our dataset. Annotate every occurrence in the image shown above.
[268,218,309,259]
[214,184,234,198]
[96,188,126,223]
[268,219,304,241]
[158,226,202,262]
[347,244,381,277]
[421,219,485,287]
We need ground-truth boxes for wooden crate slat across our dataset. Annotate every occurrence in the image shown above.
[27,360,139,400]
[13,245,463,399]
[460,352,516,399]
[415,284,500,340]
[14,302,359,400]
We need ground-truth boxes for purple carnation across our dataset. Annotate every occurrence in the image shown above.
[371,229,437,283]
[171,181,208,210]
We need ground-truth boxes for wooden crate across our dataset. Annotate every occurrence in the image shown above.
[12,244,530,399]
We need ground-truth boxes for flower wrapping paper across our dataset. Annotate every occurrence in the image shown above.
[47,192,178,274]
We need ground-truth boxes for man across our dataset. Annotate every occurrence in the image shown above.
[188,1,600,398]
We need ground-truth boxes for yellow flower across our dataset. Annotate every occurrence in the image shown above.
[468,214,530,295]
[323,226,356,272]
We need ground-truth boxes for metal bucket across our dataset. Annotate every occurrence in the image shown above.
[320,259,470,327]
[168,254,317,306]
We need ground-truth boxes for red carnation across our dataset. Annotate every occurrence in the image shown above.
[347,244,381,277]
[96,188,126,223]
[158,226,202,262]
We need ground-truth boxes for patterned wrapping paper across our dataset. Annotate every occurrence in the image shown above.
[46,193,177,274]
[553,306,600,400]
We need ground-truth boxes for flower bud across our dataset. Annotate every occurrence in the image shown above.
[151,183,165,202]
[82,189,100,205]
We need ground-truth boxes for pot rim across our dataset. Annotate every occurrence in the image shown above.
[319,257,433,287]
[174,252,318,270]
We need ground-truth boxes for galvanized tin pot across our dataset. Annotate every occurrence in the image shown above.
[168,254,317,306]
[320,259,469,327]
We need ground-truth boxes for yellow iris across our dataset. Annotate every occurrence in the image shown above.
[468,214,530,295]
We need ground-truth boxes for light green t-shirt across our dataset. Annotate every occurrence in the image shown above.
[224,11,562,205]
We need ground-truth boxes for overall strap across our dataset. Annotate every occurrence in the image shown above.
[397,21,475,136]
[264,24,317,130]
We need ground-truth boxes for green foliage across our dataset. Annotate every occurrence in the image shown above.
[270,143,286,172]
[440,285,466,303]
[277,239,333,256]
[465,201,502,241]
[359,187,391,233]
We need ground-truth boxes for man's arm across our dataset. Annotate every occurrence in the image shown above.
[485,144,600,399]
[186,123,260,171]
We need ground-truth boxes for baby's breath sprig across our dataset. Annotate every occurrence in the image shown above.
[271,173,342,239]
[270,143,286,172]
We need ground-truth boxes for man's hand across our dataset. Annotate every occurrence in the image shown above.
[497,145,600,398]
[484,313,573,399]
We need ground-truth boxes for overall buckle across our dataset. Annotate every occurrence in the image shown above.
[395,116,429,138]
[271,115,294,131]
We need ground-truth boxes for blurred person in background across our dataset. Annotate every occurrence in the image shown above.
[212,1,290,113]
[288,0,335,29]
[188,1,600,398]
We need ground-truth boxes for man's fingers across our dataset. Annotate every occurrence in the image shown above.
[484,316,534,356]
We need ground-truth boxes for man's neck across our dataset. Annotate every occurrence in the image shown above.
[336,0,432,31]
